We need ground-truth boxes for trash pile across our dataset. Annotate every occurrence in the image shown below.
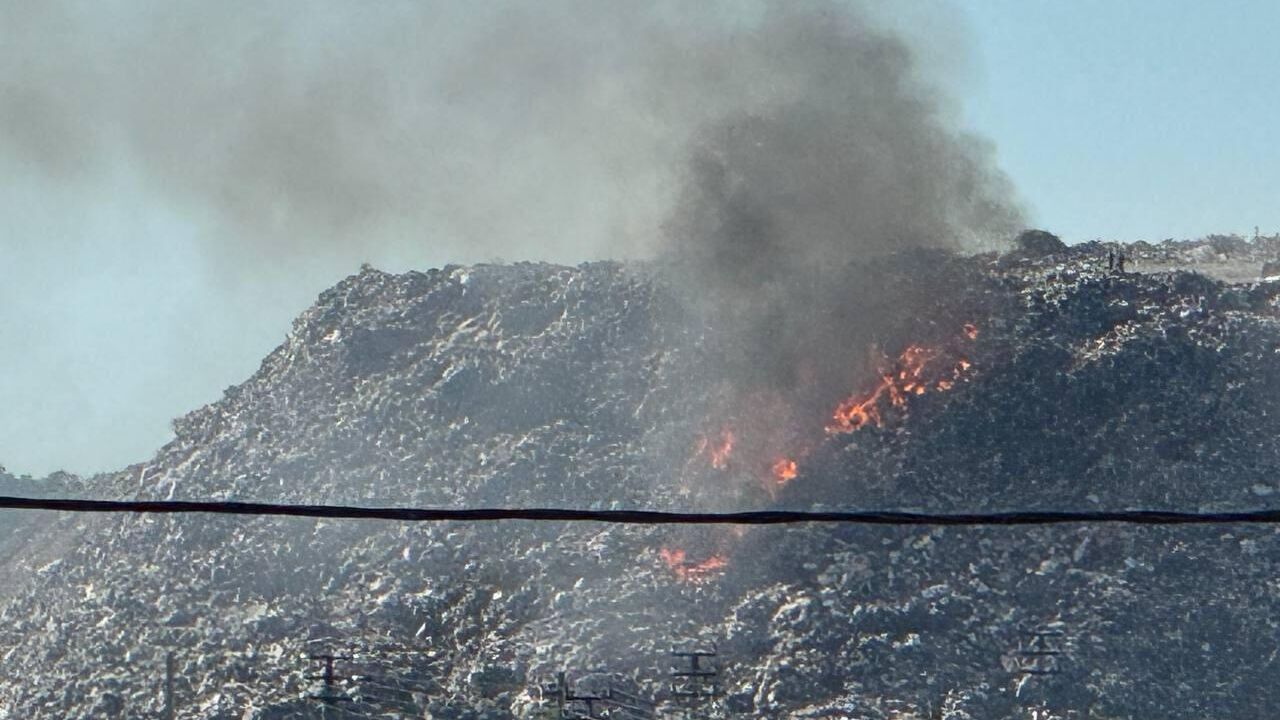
[2,241,1280,718]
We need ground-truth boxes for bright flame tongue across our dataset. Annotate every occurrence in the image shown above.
[827,339,972,435]
[771,457,798,484]
[659,547,729,583]
[829,372,894,433]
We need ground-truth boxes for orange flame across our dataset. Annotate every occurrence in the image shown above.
[664,323,980,583]
[659,547,729,583]
[771,457,798,484]
[828,371,897,433]
[827,337,974,435]
[695,428,735,470]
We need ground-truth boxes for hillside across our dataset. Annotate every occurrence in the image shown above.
[3,243,1280,718]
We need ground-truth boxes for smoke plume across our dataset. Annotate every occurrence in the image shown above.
[1,1,1018,267]
[652,4,1022,446]
[0,0,1021,475]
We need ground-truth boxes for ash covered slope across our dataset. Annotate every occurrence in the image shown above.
[4,251,1280,718]
[135,261,692,510]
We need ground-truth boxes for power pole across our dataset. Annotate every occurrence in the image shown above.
[163,651,175,720]
[307,653,354,717]
[668,643,719,719]
[555,671,606,719]
[1011,626,1069,709]
[551,669,655,720]
[1014,630,1066,679]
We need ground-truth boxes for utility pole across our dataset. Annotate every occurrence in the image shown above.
[163,651,175,720]
[553,671,568,718]
[551,669,655,720]
[555,671,606,719]
[1011,626,1070,710]
[668,643,719,719]
[1014,630,1066,679]
[307,653,354,717]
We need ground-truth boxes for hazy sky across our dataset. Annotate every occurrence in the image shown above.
[2,1,1278,477]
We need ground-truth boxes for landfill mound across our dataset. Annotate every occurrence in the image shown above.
[3,241,1280,718]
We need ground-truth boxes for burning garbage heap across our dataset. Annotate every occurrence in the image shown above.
[3,244,1280,718]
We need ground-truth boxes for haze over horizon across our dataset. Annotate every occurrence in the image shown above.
[3,0,1278,478]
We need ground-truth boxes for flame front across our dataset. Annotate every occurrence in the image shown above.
[771,457,798,484]
[664,323,980,584]
[659,547,729,583]
[827,329,976,435]
[827,373,896,433]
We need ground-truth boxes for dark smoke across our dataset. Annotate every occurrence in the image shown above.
[659,4,1022,431]
[666,8,1021,279]
[0,0,1022,474]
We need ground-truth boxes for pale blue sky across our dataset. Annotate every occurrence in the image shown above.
[961,0,1280,241]
[1,1,1277,477]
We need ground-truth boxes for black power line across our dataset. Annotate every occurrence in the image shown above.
[1,495,1280,525]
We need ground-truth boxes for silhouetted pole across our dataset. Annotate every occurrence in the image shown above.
[164,651,175,720]
[307,653,352,718]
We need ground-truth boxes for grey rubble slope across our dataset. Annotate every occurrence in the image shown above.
[4,251,1280,718]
